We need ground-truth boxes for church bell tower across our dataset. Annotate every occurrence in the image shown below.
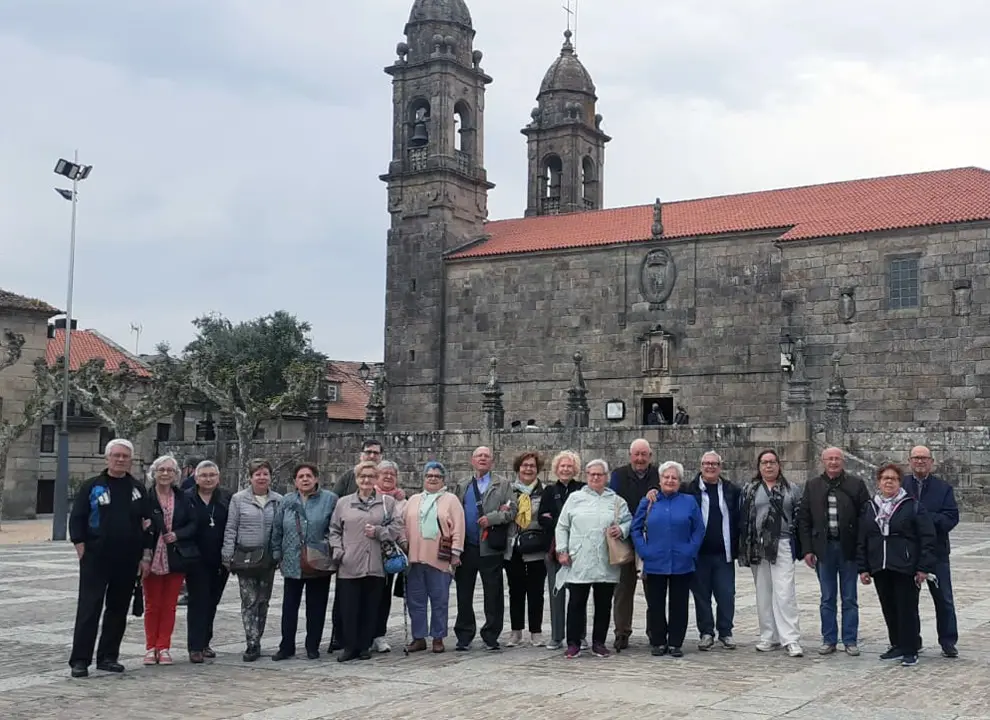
[380,0,494,430]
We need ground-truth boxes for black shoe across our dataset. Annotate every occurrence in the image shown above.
[941,644,958,658]
[96,661,124,673]
[271,650,294,661]
[358,650,372,660]
[337,650,358,663]
[242,645,261,662]
[70,663,89,678]
[650,645,667,657]
[484,642,501,652]
[455,642,470,652]
[306,650,320,660]
[327,640,342,653]
[613,634,629,651]
[669,647,684,658]
[879,647,903,660]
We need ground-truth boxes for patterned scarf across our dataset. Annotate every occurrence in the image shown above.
[873,487,908,536]
[151,489,174,575]
[740,478,789,566]
[513,480,538,530]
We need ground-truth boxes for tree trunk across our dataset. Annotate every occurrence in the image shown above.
[235,418,254,489]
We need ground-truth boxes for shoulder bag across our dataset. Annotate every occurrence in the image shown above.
[381,496,409,575]
[295,509,333,577]
[437,517,454,562]
[473,479,508,552]
[229,545,273,576]
[606,499,634,565]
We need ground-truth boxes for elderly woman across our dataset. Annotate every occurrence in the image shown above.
[270,463,338,661]
[857,463,936,667]
[329,460,406,662]
[222,459,283,662]
[739,449,804,658]
[555,459,632,659]
[144,455,198,666]
[371,460,407,653]
[185,460,230,663]
[402,461,465,653]
[632,461,704,657]
[505,451,549,647]
[538,450,585,650]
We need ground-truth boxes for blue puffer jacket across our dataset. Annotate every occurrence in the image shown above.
[271,489,338,579]
[631,491,705,575]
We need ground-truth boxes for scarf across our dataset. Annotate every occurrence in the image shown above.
[698,475,732,563]
[740,478,789,566]
[873,487,908,536]
[376,479,406,501]
[513,480,537,530]
[418,490,444,540]
[151,489,174,575]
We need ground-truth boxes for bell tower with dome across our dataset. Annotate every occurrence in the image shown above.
[522,29,610,216]
[380,0,494,429]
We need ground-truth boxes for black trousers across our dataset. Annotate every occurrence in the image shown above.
[280,575,332,655]
[505,551,547,633]
[874,570,921,654]
[69,551,139,667]
[374,573,396,639]
[454,543,504,647]
[328,576,343,649]
[566,582,615,646]
[645,572,693,649]
[186,562,229,652]
[337,576,383,654]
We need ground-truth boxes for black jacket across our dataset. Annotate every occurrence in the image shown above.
[148,486,200,572]
[856,496,936,576]
[797,471,871,562]
[902,473,959,559]
[609,464,660,516]
[185,487,230,568]
[68,471,155,558]
[681,475,742,559]
[538,479,586,532]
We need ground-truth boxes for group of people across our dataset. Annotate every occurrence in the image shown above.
[65,436,960,678]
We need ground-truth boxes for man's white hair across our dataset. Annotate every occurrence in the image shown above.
[104,438,134,458]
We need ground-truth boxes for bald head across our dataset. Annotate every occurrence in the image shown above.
[629,439,652,472]
[909,445,934,479]
[821,447,844,478]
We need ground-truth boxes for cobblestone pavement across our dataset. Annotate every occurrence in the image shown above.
[0,526,988,720]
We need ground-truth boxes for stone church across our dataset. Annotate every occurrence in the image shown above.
[382,0,990,433]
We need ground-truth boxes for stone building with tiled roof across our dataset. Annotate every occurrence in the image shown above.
[381,0,990,432]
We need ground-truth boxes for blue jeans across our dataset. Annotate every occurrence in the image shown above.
[925,560,958,648]
[691,553,735,639]
[406,563,452,640]
[816,539,859,646]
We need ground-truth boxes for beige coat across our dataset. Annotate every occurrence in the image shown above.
[328,492,405,579]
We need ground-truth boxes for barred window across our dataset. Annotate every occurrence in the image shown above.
[888,257,919,309]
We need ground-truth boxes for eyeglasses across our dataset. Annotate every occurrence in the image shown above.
[425,474,444,480]
[701,462,720,467]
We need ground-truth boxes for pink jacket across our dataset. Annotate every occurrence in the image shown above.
[402,492,465,572]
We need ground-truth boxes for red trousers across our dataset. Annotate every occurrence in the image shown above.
[143,572,185,650]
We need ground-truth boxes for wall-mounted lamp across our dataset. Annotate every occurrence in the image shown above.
[779,334,795,373]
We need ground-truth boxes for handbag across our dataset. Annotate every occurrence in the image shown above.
[606,500,634,565]
[295,511,333,577]
[229,545,272,576]
[516,528,551,555]
[381,496,409,574]
[472,479,508,552]
[131,576,144,617]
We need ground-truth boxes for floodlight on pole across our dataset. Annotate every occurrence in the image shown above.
[51,150,92,543]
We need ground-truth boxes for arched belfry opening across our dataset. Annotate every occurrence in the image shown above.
[542,154,563,214]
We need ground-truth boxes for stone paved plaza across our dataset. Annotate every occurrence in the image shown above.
[0,526,988,720]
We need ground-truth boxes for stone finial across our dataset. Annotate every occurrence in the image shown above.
[482,356,504,430]
[824,351,848,445]
[566,352,590,428]
[364,370,386,433]
[651,198,663,238]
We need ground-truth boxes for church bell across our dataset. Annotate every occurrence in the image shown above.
[410,121,429,147]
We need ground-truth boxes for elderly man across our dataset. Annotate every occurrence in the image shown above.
[903,446,959,658]
[685,451,741,651]
[68,439,154,678]
[452,446,516,651]
[609,438,659,650]
[797,447,870,656]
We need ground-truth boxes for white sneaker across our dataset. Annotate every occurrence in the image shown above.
[546,639,563,650]
[530,633,543,647]
[786,643,804,657]
[372,637,391,653]
[505,630,522,647]
[755,641,780,652]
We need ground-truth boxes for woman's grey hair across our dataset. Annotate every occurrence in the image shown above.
[104,438,134,458]
[659,460,685,481]
[585,458,609,475]
[377,460,400,475]
[149,454,180,484]
[195,460,220,476]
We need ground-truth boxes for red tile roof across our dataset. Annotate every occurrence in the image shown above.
[47,328,151,377]
[450,167,990,259]
[325,361,375,422]
[0,289,60,315]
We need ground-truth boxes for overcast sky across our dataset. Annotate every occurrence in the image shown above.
[1,0,988,361]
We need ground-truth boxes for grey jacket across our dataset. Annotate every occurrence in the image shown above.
[453,474,517,557]
[221,488,283,563]
[328,492,405,579]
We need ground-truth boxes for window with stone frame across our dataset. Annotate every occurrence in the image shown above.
[327,383,340,402]
[97,426,113,455]
[40,424,56,453]
[887,256,920,310]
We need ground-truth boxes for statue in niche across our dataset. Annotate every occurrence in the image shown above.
[640,326,671,375]
[838,287,856,323]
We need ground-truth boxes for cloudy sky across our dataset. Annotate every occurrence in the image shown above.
[1,0,988,361]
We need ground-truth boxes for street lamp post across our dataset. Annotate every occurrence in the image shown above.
[51,152,92,542]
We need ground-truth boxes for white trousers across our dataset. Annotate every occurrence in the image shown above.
[751,538,801,646]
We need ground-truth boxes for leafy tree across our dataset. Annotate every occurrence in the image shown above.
[183,311,326,483]
[66,347,189,440]
[0,331,59,526]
